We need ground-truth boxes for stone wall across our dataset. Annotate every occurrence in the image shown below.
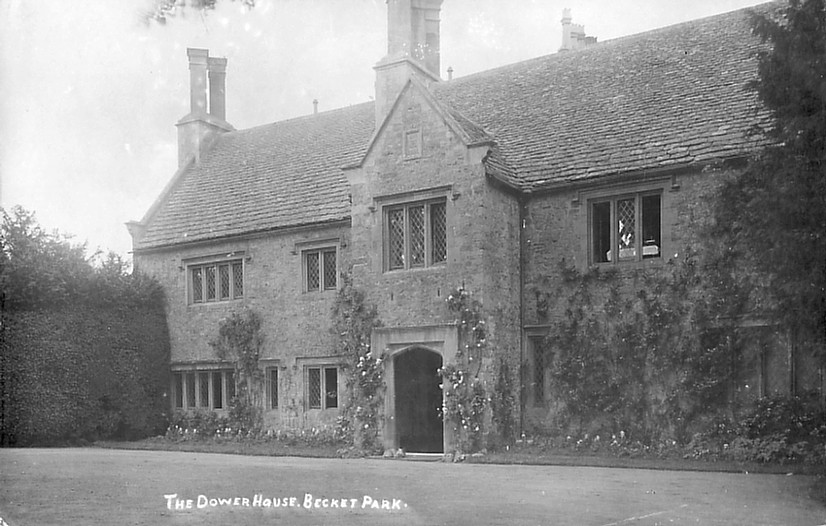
[134,222,350,429]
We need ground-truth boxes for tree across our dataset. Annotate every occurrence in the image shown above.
[1,206,92,310]
[713,0,826,359]
[142,0,256,25]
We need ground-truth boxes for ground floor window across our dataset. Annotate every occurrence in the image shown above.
[527,336,551,408]
[172,368,235,410]
[268,368,279,410]
[307,366,338,409]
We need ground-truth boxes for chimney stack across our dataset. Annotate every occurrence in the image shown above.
[176,48,233,167]
[375,0,443,127]
[208,56,227,121]
[188,48,209,114]
[559,9,596,52]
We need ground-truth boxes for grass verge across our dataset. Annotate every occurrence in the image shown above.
[96,438,826,477]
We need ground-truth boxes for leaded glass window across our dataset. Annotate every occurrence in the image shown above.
[388,208,406,270]
[384,199,447,271]
[431,202,447,264]
[304,248,337,292]
[269,368,279,409]
[198,372,210,407]
[212,371,223,409]
[307,366,338,410]
[308,368,322,409]
[306,251,320,290]
[591,192,661,264]
[189,259,244,304]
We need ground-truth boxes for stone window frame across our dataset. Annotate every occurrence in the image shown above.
[184,252,245,305]
[171,364,235,411]
[380,189,449,273]
[580,180,671,267]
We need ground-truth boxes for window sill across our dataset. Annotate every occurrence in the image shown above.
[188,298,244,308]
[589,258,668,271]
[383,263,447,275]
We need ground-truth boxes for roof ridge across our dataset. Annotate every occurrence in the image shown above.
[442,2,775,87]
[235,100,375,134]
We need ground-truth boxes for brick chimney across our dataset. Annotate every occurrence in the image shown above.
[374,0,443,127]
[559,9,597,52]
[176,48,233,167]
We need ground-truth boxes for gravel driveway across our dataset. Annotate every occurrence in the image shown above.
[0,448,823,525]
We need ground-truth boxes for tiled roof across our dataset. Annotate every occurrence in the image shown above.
[136,103,375,249]
[433,3,774,190]
[135,4,773,250]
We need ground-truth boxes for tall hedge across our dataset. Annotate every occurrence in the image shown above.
[1,307,170,445]
[0,206,170,446]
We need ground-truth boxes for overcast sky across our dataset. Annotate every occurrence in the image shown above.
[0,0,769,263]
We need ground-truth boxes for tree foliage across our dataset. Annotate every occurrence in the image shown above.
[0,206,164,311]
[714,0,826,357]
[142,0,256,25]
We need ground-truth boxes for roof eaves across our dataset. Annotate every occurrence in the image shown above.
[134,216,352,254]
[131,154,197,235]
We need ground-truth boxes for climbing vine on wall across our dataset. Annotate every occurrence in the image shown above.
[331,274,383,454]
[441,287,489,454]
[210,308,265,433]
[539,251,741,443]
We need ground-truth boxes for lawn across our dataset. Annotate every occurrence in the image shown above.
[1,447,824,526]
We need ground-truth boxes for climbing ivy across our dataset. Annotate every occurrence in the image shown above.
[331,274,383,454]
[539,251,740,444]
[441,287,489,454]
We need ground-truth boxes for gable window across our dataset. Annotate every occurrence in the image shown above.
[404,129,422,159]
[386,199,447,271]
[307,366,338,409]
[190,260,243,304]
[591,193,661,264]
[304,248,337,292]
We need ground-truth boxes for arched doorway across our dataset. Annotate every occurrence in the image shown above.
[394,348,443,453]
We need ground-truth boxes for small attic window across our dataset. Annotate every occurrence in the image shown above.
[404,129,422,160]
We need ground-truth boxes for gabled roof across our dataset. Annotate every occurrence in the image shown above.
[135,3,774,251]
[350,75,495,170]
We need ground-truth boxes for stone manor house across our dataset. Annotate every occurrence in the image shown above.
[128,1,819,453]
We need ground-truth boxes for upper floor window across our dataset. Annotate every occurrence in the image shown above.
[304,248,337,292]
[385,199,447,271]
[591,193,661,264]
[190,260,243,304]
